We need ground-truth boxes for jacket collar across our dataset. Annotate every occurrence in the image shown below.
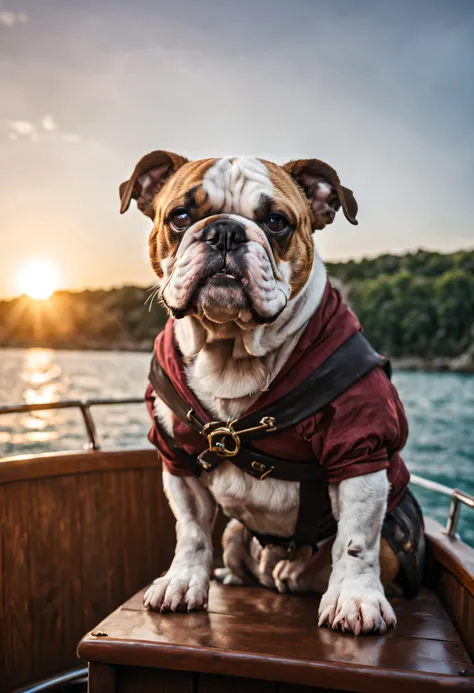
[154,280,361,421]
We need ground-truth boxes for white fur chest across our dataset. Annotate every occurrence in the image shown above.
[154,249,329,539]
[184,351,300,537]
[202,462,299,537]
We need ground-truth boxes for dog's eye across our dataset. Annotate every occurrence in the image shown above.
[170,207,191,231]
[265,213,289,234]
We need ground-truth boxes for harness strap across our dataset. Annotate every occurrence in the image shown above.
[148,330,389,549]
[214,331,388,442]
[148,363,327,482]
[149,331,386,442]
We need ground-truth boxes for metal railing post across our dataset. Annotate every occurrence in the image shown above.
[0,397,142,453]
[410,474,474,540]
[445,495,461,538]
[79,403,101,451]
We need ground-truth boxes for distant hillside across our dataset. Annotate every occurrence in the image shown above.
[0,286,167,351]
[327,249,474,370]
[1,249,473,370]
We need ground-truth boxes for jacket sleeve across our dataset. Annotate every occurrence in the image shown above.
[144,383,194,477]
[307,367,408,484]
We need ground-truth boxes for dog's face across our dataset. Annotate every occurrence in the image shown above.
[120,153,358,327]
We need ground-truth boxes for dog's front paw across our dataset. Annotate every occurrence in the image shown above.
[143,567,210,613]
[318,582,396,635]
[214,567,247,586]
[272,547,314,593]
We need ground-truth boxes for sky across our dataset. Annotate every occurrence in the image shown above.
[0,0,473,298]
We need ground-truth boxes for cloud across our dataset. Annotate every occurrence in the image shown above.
[41,114,58,131]
[4,116,80,144]
[8,120,36,136]
[7,120,39,141]
[0,9,28,27]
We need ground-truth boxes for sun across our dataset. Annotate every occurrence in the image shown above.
[17,259,61,300]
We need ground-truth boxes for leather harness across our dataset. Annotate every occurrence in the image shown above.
[148,331,391,555]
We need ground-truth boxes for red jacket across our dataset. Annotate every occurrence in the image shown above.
[145,281,410,512]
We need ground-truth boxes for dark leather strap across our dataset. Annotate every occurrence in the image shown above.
[382,488,425,599]
[150,404,202,476]
[148,331,388,484]
[149,331,386,441]
[227,331,387,441]
[148,359,326,482]
[148,363,203,432]
[148,330,389,548]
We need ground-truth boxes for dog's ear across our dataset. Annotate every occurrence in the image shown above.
[119,150,189,218]
[283,159,358,229]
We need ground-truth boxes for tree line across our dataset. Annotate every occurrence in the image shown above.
[327,250,474,359]
[0,249,472,360]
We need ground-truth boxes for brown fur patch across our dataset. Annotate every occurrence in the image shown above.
[148,158,217,275]
[380,538,401,587]
[122,154,352,303]
[264,161,315,298]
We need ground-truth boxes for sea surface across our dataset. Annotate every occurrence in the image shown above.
[1,347,473,547]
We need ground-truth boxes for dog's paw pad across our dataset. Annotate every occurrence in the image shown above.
[214,567,245,586]
[318,585,396,635]
[143,570,209,612]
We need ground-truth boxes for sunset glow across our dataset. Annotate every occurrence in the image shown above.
[17,259,60,300]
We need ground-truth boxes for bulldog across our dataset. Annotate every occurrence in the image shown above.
[119,152,424,635]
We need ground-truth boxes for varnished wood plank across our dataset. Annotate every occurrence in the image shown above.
[101,470,128,611]
[79,472,113,632]
[28,476,65,680]
[199,673,276,692]
[117,666,196,693]
[122,585,462,644]
[79,603,474,677]
[120,470,147,597]
[59,474,85,669]
[1,482,33,690]
[437,569,474,661]
[279,687,346,693]
[0,460,170,693]
[425,518,474,598]
[0,448,161,484]
[138,469,154,579]
[89,662,116,693]
[78,583,474,693]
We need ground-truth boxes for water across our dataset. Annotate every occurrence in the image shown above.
[1,348,473,546]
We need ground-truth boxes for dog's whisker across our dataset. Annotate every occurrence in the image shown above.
[145,284,159,299]
[145,285,161,310]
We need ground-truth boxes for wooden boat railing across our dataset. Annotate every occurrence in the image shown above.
[1,399,473,692]
[0,398,143,452]
[1,398,473,538]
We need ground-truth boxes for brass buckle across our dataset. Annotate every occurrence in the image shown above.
[229,416,277,436]
[251,460,274,480]
[202,416,277,459]
[197,449,222,471]
[207,426,240,457]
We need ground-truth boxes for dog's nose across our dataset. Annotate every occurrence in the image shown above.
[204,219,247,253]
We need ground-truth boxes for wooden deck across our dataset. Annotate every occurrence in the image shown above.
[78,582,474,693]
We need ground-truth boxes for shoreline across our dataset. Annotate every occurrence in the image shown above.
[392,357,474,374]
[1,343,473,374]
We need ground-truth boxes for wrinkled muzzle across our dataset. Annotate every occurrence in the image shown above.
[161,214,291,325]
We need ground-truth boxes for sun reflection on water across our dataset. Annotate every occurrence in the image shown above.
[21,348,61,405]
[0,348,152,460]
[16,348,63,442]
